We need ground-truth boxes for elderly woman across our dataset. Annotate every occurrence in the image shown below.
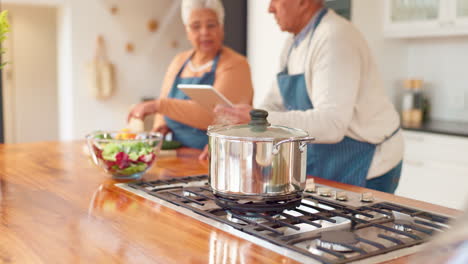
[128,0,253,149]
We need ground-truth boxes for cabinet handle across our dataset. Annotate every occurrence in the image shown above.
[404,159,424,167]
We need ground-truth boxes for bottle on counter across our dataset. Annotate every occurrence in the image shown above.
[401,79,424,128]
[422,93,431,124]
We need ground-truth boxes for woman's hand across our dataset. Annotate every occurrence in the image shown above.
[152,124,171,137]
[128,100,159,122]
[214,104,253,125]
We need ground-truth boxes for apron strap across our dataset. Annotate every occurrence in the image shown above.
[378,126,401,145]
[210,51,221,73]
[176,53,194,78]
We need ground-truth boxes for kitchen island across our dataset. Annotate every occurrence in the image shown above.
[0,141,460,263]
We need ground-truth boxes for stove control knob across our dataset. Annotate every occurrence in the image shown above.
[361,192,375,203]
[318,187,332,197]
[336,192,348,201]
[305,179,316,193]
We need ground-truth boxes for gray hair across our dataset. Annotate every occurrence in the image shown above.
[181,0,225,25]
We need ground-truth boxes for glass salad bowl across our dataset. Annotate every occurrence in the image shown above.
[86,130,163,180]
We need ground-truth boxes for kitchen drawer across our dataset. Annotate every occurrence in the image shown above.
[403,131,468,169]
[397,158,468,210]
[398,131,468,210]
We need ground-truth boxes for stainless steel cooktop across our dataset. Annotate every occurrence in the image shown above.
[116,175,453,264]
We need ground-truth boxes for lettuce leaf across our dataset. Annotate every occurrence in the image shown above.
[102,143,121,161]
[102,141,153,164]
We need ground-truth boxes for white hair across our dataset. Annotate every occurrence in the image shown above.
[181,0,225,25]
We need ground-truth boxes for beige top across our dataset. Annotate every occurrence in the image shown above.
[260,10,404,179]
[153,46,254,130]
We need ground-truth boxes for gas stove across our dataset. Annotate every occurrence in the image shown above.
[116,175,453,264]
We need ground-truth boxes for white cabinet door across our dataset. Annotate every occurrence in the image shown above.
[453,0,468,25]
[397,158,468,210]
[384,0,468,37]
[387,0,442,24]
[396,159,426,201]
[396,131,468,210]
[384,0,446,37]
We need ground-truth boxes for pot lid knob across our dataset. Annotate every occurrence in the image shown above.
[249,109,270,129]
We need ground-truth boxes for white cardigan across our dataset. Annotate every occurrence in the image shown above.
[260,10,404,179]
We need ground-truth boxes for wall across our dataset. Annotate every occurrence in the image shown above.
[2,4,59,143]
[407,38,468,122]
[247,0,289,106]
[4,0,191,140]
[67,0,190,139]
[351,0,408,104]
[3,0,62,5]
[247,0,407,107]
[355,1,468,123]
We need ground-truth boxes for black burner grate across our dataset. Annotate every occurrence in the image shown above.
[214,193,303,214]
[128,175,453,264]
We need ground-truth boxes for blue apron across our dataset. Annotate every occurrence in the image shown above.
[277,9,399,186]
[164,52,221,149]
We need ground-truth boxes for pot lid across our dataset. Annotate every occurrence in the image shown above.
[207,109,308,141]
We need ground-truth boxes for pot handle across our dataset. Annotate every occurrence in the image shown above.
[272,137,316,154]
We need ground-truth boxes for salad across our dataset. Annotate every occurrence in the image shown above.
[91,133,157,177]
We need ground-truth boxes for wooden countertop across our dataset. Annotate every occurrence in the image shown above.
[0,141,461,264]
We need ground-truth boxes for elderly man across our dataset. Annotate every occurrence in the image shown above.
[214,0,404,193]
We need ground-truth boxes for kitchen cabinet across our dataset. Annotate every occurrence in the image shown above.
[453,0,468,26]
[384,0,468,38]
[396,130,468,210]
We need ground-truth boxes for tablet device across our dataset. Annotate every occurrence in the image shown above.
[178,84,233,110]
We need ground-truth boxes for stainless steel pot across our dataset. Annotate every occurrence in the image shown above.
[207,109,315,200]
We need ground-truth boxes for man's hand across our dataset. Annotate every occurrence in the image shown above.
[213,104,253,125]
[198,145,209,160]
